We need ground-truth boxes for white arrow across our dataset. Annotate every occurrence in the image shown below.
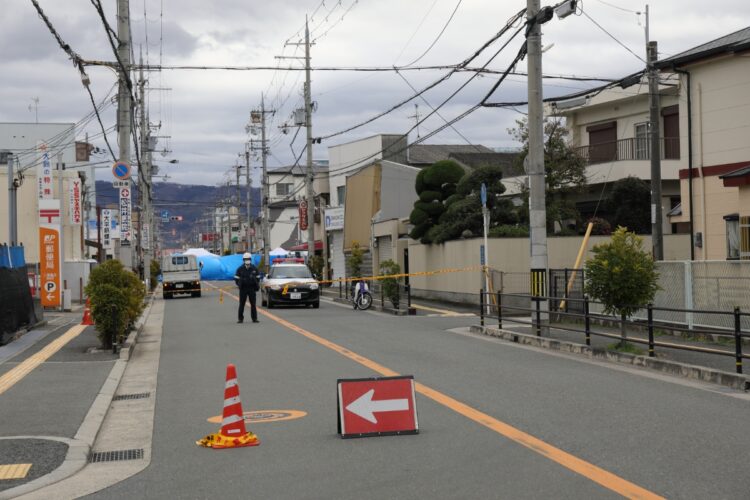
[46,293,55,301]
[346,389,409,424]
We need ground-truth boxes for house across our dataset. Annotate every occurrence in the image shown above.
[407,143,521,175]
[265,162,329,251]
[655,26,750,260]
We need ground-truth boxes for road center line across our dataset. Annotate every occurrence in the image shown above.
[0,324,86,396]
[209,284,663,499]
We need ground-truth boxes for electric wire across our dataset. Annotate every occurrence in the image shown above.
[399,0,463,67]
[580,8,646,64]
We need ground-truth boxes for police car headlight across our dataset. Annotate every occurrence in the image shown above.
[309,283,319,290]
[268,284,281,291]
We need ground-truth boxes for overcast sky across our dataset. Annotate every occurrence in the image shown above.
[2,0,748,185]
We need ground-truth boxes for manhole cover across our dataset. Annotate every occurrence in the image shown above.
[207,410,306,424]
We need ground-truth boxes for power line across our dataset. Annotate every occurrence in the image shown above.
[400,0,463,67]
[581,9,646,64]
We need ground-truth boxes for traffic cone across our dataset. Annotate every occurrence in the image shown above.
[196,364,260,449]
[81,298,94,326]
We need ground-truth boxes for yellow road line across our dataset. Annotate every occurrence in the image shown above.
[208,283,662,499]
[0,324,86,396]
[0,463,32,480]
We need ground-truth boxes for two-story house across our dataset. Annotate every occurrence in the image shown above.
[265,162,329,251]
[501,26,749,261]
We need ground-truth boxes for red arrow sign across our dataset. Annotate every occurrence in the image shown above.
[337,375,418,438]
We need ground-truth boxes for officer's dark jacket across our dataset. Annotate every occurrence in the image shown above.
[234,264,260,292]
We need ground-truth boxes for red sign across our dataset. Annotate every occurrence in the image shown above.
[299,200,309,231]
[337,375,418,438]
[39,226,61,308]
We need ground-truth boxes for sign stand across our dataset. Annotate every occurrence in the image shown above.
[337,375,419,439]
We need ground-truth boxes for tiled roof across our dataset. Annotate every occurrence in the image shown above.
[718,164,750,179]
[268,164,328,175]
[407,144,494,165]
[656,26,750,68]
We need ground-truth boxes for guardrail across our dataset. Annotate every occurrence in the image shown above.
[479,292,749,375]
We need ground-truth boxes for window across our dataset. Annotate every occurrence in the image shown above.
[276,183,293,196]
[337,185,346,206]
[586,121,617,163]
[725,215,739,259]
[634,122,649,160]
[662,105,680,159]
[172,256,188,265]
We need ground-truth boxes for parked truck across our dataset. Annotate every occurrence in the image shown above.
[161,254,201,299]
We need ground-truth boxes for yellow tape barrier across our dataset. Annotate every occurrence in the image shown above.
[161,265,485,298]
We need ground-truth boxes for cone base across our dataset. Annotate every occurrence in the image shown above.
[196,431,260,449]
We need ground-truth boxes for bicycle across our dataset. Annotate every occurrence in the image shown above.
[350,279,373,310]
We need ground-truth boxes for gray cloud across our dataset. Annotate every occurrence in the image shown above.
[2,0,748,186]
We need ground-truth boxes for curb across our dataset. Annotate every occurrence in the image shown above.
[0,295,156,499]
[470,324,750,392]
[0,436,88,500]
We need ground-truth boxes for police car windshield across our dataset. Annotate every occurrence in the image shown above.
[269,266,312,279]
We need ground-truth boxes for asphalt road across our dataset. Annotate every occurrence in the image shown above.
[90,288,750,499]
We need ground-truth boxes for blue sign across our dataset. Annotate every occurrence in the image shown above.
[480,244,485,266]
[480,183,487,207]
[112,161,131,180]
[161,210,169,222]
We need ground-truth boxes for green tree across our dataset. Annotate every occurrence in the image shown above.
[347,241,365,278]
[508,117,587,233]
[607,176,651,234]
[584,227,659,345]
[85,260,146,348]
[409,160,465,243]
[379,259,402,308]
[308,255,324,281]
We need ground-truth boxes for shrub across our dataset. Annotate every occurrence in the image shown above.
[84,260,146,348]
[308,255,324,280]
[379,259,401,309]
[149,259,161,291]
[584,227,659,345]
[489,225,529,237]
[347,241,365,278]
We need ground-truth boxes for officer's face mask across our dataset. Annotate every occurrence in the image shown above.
[243,260,250,266]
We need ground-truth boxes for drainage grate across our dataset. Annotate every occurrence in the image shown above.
[112,392,151,401]
[88,448,144,463]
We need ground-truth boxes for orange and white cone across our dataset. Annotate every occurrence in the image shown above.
[81,298,94,326]
[196,364,260,449]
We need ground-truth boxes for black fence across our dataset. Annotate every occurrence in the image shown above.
[338,279,413,312]
[479,291,750,375]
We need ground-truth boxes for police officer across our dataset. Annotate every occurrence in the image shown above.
[234,252,260,323]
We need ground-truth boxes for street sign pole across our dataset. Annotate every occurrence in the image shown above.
[481,183,490,314]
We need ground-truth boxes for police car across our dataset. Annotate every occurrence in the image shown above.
[261,263,320,309]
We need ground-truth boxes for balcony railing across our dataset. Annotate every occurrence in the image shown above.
[575,137,680,164]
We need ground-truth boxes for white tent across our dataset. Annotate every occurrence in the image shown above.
[269,247,289,256]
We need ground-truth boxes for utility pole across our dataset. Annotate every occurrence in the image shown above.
[250,96,272,271]
[116,0,132,268]
[527,0,548,314]
[6,153,17,245]
[304,17,315,263]
[57,152,65,311]
[138,54,152,289]
[245,145,251,252]
[647,40,663,260]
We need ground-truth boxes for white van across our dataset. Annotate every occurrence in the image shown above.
[161,254,201,299]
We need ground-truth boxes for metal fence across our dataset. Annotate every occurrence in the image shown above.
[480,292,750,375]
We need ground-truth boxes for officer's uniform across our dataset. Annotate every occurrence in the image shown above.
[234,263,260,323]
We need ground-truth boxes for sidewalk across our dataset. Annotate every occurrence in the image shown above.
[0,296,147,497]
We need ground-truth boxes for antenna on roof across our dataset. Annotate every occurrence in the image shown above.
[408,103,421,139]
